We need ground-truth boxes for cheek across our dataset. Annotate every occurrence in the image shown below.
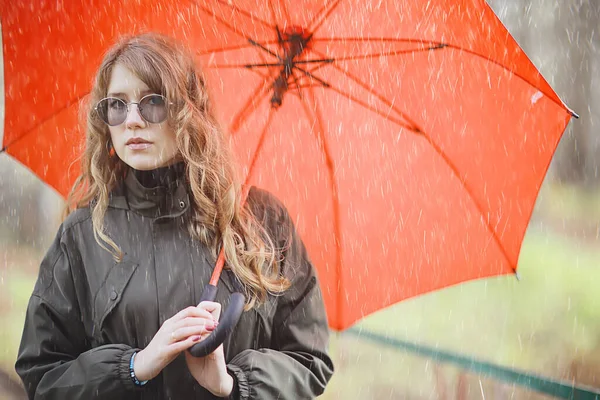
[160,126,178,150]
[108,127,122,146]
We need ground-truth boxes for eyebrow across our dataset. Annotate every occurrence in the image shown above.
[106,89,154,98]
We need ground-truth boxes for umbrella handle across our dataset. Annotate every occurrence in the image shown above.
[188,284,245,358]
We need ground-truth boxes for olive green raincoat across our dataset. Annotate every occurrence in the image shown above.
[15,168,334,399]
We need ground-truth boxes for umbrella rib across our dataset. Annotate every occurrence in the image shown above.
[324,84,420,132]
[324,46,446,62]
[193,1,267,44]
[229,80,273,135]
[196,42,278,56]
[310,48,423,130]
[214,0,276,31]
[297,88,344,329]
[248,39,282,61]
[267,0,288,39]
[290,84,323,91]
[310,52,517,272]
[248,67,275,82]
[242,38,277,80]
[443,43,575,115]
[1,92,88,153]
[268,0,291,24]
[242,107,276,187]
[206,58,334,69]
[204,63,262,70]
[280,1,291,23]
[290,68,305,99]
[420,134,517,272]
[312,36,573,115]
[267,1,288,48]
[221,40,280,134]
[308,0,342,34]
[312,37,444,45]
[268,0,278,26]
[291,64,331,88]
[304,60,331,75]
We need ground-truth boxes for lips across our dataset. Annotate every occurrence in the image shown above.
[126,137,153,151]
[126,137,152,145]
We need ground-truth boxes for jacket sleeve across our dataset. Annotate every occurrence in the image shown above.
[226,200,335,399]
[15,228,140,400]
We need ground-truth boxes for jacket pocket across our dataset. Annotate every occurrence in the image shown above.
[92,257,138,333]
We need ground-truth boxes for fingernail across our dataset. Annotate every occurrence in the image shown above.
[192,335,201,342]
[206,325,215,332]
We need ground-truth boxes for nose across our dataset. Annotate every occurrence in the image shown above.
[125,103,146,129]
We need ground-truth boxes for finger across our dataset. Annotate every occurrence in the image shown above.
[172,306,200,320]
[173,316,216,331]
[184,339,224,362]
[172,334,205,353]
[171,318,217,338]
[171,306,216,321]
[181,335,225,358]
[171,323,216,343]
[197,301,222,321]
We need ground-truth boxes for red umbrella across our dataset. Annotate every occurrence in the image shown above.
[1,0,575,331]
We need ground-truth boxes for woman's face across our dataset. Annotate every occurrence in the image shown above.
[106,64,178,171]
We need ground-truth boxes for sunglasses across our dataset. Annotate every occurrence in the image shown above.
[95,94,171,126]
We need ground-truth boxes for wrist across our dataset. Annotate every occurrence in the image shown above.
[214,373,234,398]
[132,349,153,382]
[199,369,233,398]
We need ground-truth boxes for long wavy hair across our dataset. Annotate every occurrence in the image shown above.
[64,32,290,308]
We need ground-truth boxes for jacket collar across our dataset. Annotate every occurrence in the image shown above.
[109,163,190,220]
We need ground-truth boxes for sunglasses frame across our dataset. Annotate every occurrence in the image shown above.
[94,93,173,126]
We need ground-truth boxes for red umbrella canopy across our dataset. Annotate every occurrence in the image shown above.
[1,0,574,330]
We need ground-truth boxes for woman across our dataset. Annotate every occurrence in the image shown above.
[15,32,333,399]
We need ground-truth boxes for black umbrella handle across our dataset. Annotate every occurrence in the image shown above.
[188,284,245,357]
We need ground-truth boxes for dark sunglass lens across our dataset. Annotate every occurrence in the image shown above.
[97,98,127,126]
[139,95,168,123]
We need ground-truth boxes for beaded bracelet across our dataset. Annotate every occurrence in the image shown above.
[129,351,149,387]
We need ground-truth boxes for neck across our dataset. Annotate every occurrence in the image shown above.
[132,162,185,188]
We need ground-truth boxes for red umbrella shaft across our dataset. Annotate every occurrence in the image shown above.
[208,185,251,287]
[209,249,227,286]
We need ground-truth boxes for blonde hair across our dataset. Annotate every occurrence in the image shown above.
[65,32,289,308]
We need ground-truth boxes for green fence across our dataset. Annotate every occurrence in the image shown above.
[345,328,600,400]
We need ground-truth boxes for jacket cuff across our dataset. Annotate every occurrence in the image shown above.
[117,347,141,391]
[226,363,249,400]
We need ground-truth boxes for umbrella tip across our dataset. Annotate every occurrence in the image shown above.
[514,271,521,281]
[570,110,580,119]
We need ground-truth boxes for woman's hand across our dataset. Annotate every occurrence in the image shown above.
[133,306,217,381]
[184,301,233,397]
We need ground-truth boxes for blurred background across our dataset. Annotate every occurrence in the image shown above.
[1,0,599,399]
